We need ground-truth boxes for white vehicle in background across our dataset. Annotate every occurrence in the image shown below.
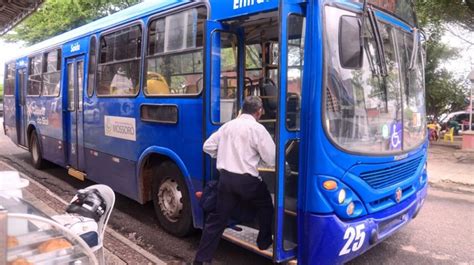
[439,111,474,131]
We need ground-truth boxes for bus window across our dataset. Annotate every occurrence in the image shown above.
[87,36,97,97]
[28,55,42,96]
[211,31,239,124]
[78,61,84,111]
[97,24,142,97]
[145,7,206,96]
[4,63,15,96]
[67,63,74,111]
[42,49,61,97]
[286,15,305,131]
[245,44,262,96]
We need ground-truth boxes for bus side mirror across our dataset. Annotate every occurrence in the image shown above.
[339,16,362,69]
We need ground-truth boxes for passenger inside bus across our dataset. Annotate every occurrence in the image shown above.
[110,67,133,95]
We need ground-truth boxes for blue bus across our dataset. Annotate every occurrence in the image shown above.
[2,0,428,263]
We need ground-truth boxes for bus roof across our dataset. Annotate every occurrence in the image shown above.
[10,0,190,61]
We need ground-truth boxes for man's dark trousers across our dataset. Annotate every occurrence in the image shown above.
[195,170,274,263]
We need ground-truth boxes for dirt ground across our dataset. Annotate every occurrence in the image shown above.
[427,144,474,187]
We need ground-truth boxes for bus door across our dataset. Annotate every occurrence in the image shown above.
[204,21,244,182]
[65,56,86,173]
[17,68,28,147]
[273,1,306,262]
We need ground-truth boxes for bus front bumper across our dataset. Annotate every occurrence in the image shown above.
[300,183,428,265]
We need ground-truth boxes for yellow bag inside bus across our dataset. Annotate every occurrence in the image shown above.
[145,72,170,95]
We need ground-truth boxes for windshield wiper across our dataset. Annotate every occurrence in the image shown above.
[360,0,368,51]
[408,27,419,71]
[360,1,380,77]
[367,7,388,77]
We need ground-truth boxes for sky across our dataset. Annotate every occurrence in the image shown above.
[441,26,474,82]
[0,41,23,82]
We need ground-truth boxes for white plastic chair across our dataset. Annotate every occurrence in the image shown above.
[72,184,115,264]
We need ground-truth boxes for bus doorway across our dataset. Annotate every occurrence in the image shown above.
[65,56,86,176]
[204,3,305,262]
[17,68,28,147]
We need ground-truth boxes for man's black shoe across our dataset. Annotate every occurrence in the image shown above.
[257,239,272,250]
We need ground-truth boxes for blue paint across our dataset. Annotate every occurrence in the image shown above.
[85,147,139,201]
[208,0,279,21]
[300,184,427,265]
[2,0,427,263]
[63,37,89,57]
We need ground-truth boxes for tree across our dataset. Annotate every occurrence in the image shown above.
[415,0,473,119]
[416,0,474,35]
[2,0,141,45]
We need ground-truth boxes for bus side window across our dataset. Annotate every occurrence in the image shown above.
[28,54,42,96]
[97,24,142,97]
[4,63,16,96]
[145,7,207,96]
[87,36,97,97]
[42,49,61,97]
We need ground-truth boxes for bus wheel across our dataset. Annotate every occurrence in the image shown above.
[30,132,46,169]
[152,161,193,237]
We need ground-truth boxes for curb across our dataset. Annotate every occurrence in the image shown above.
[429,141,462,149]
[428,180,474,194]
[0,160,166,265]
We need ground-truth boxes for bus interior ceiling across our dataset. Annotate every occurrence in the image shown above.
[226,11,280,132]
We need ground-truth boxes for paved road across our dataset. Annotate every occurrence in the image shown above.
[1,117,473,264]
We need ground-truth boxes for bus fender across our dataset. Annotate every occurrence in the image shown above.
[26,123,40,149]
[136,146,200,227]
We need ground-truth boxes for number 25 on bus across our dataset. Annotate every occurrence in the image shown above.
[3,0,428,264]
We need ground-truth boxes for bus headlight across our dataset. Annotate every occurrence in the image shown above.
[318,176,367,219]
[346,202,355,215]
[338,189,346,204]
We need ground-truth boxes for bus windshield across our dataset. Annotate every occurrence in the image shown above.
[324,6,426,154]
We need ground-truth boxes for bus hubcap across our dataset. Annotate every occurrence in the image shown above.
[157,178,183,222]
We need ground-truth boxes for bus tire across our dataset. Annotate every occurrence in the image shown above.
[30,132,46,169]
[152,161,193,237]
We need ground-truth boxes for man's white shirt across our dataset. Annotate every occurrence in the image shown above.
[203,114,276,178]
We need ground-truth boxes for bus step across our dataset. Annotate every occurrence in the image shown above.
[67,167,86,181]
[288,259,298,265]
[222,225,273,258]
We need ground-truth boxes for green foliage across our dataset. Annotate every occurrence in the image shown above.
[0,83,3,98]
[2,0,141,45]
[416,0,474,32]
[415,0,473,119]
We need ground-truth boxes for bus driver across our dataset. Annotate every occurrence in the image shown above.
[194,96,276,265]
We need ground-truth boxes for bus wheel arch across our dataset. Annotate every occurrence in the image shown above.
[26,125,36,148]
[27,126,46,169]
[138,151,195,237]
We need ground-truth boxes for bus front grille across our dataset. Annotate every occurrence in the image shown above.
[359,157,423,189]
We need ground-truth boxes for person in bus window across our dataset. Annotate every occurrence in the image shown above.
[110,67,133,95]
[194,96,275,265]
